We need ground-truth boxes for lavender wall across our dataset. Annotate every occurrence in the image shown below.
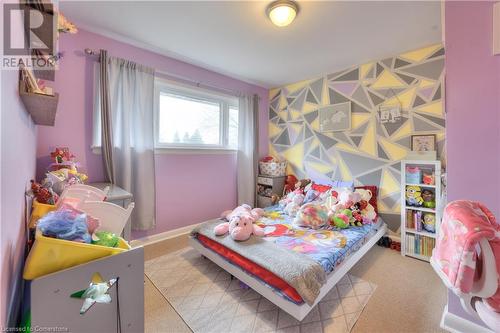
[445,1,500,328]
[1,70,38,325]
[35,29,269,239]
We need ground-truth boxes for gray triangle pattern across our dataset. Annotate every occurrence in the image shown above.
[368,91,385,106]
[352,102,370,113]
[395,72,416,85]
[417,113,445,128]
[270,98,279,111]
[432,85,441,101]
[329,88,350,104]
[382,192,400,209]
[333,68,359,81]
[381,58,393,69]
[413,114,442,132]
[357,169,383,187]
[394,58,412,69]
[331,132,351,144]
[289,89,307,110]
[274,129,290,145]
[310,146,320,159]
[395,136,411,149]
[350,136,362,147]
[314,131,338,150]
[304,111,318,124]
[352,85,372,109]
[310,78,324,102]
[351,121,369,135]
[399,58,444,80]
[377,144,390,160]
[383,118,408,137]
[390,162,402,172]
[376,63,384,77]
[269,109,278,120]
[338,151,386,176]
[304,124,314,139]
[413,95,426,108]
[376,120,388,138]
[306,89,318,104]
[429,48,445,59]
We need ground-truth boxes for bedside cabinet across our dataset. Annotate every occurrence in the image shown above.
[256,175,285,208]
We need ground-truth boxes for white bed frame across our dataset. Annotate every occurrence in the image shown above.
[189,220,388,321]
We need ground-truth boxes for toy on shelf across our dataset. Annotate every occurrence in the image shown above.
[30,180,59,205]
[422,213,436,233]
[421,189,436,209]
[406,185,423,206]
[405,166,422,184]
[422,170,435,185]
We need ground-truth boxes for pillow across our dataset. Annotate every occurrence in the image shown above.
[311,183,331,193]
[354,185,378,214]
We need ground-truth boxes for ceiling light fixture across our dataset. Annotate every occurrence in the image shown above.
[267,0,299,27]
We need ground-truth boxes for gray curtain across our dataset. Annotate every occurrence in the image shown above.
[237,94,259,206]
[98,54,156,230]
[99,50,115,184]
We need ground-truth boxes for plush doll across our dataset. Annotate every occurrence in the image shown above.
[330,189,360,216]
[331,209,352,229]
[283,175,298,195]
[294,203,329,229]
[354,188,377,222]
[406,186,423,206]
[349,202,364,227]
[283,193,305,217]
[421,189,436,208]
[215,204,265,241]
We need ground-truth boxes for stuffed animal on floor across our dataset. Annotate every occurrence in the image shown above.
[215,204,265,241]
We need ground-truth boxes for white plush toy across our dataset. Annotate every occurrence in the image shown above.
[355,188,377,221]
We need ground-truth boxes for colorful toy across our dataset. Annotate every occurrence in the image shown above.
[215,204,265,241]
[283,175,298,194]
[92,231,119,248]
[422,213,436,232]
[422,172,435,185]
[37,209,92,243]
[331,209,352,229]
[354,188,377,222]
[406,185,423,206]
[406,166,422,184]
[349,202,364,227]
[30,179,59,205]
[294,203,329,229]
[422,189,436,208]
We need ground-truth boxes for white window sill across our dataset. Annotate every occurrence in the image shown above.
[91,146,237,155]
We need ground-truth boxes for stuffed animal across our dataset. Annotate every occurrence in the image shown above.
[30,179,59,205]
[215,204,265,241]
[349,202,364,227]
[283,175,298,195]
[331,209,352,229]
[330,189,360,216]
[354,188,377,222]
[421,189,436,208]
[422,213,436,232]
[294,203,329,229]
[406,186,423,206]
[283,193,305,217]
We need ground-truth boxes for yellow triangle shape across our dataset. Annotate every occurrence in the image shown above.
[391,121,413,140]
[306,161,333,174]
[303,103,318,114]
[358,122,377,157]
[283,142,304,170]
[269,88,280,99]
[269,122,282,138]
[307,140,319,154]
[416,101,443,117]
[379,137,408,161]
[279,94,287,110]
[392,202,401,213]
[370,70,406,90]
[351,114,371,130]
[399,44,442,63]
[310,118,320,131]
[377,200,390,213]
[360,62,374,79]
[321,78,329,105]
[286,80,311,95]
[290,110,302,120]
[338,157,352,181]
[380,168,400,198]
[382,86,417,109]
[335,142,359,154]
[419,79,435,89]
[278,110,288,120]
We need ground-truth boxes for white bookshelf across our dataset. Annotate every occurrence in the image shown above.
[401,160,442,262]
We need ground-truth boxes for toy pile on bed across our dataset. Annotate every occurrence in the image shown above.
[28,147,119,248]
[216,169,378,241]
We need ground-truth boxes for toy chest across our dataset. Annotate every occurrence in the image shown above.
[23,230,130,280]
[259,161,287,176]
[405,166,422,184]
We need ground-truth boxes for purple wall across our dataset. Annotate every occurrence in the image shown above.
[1,70,38,325]
[445,1,499,328]
[35,29,269,239]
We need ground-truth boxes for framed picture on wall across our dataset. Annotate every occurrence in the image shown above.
[319,102,351,132]
[411,134,436,152]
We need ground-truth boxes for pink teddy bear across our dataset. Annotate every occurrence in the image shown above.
[215,204,265,241]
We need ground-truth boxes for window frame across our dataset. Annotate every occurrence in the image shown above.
[154,78,239,152]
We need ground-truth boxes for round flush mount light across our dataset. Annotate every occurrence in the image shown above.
[267,0,299,27]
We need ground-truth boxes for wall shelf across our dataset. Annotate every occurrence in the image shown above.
[19,79,59,126]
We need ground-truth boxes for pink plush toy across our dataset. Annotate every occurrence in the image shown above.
[215,204,265,241]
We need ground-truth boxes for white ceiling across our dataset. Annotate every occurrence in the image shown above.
[60,1,442,88]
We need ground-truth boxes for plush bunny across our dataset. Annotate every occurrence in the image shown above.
[354,189,377,222]
[215,205,265,241]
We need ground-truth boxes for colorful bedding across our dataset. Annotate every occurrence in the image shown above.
[259,205,378,273]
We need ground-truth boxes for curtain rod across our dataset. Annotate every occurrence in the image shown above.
[84,48,250,99]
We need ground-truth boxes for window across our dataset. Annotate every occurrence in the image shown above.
[155,78,239,150]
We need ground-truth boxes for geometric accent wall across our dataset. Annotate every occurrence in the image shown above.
[268,44,445,231]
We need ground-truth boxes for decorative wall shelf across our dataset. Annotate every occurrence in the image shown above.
[19,79,59,126]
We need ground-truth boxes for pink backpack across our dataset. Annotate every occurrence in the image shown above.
[431,200,500,313]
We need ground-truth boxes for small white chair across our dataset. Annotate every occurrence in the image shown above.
[57,185,109,209]
[79,201,135,235]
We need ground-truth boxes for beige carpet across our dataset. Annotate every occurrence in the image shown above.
[146,248,377,333]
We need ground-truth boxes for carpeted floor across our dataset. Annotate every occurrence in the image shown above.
[143,235,447,333]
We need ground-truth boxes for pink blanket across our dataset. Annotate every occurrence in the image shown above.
[433,200,500,312]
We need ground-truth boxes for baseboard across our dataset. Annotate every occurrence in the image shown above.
[130,222,201,248]
[440,304,493,333]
